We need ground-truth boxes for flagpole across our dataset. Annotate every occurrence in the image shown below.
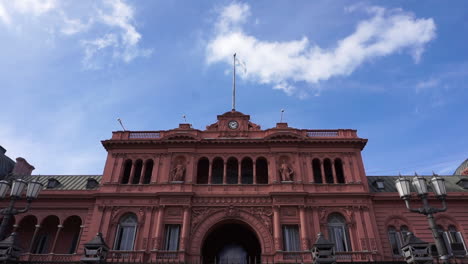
[232,53,236,111]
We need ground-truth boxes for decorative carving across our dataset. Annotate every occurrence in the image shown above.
[301,238,309,250]
[279,159,294,181]
[193,196,272,205]
[191,206,273,235]
[170,159,186,182]
[191,207,218,233]
[274,238,281,250]
[249,207,273,234]
[319,207,327,221]
[344,207,354,220]
[139,207,145,215]
[274,197,303,204]
[224,205,240,218]
[160,197,190,204]
[153,237,161,250]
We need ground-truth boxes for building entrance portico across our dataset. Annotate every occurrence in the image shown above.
[202,221,261,264]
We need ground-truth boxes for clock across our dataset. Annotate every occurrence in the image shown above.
[228,120,239,130]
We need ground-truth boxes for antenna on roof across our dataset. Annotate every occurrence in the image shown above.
[280,109,285,122]
[117,118,127,131]
[182,114,187,123]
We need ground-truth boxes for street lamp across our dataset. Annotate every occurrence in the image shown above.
[395,173,449,264]
[0,178,43,240]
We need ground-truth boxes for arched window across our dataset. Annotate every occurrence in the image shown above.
[211,158,224,184]
[439,225,468,256]
[448,225,464,244]
[226,157,239,184]
[256,157,268,184]
[241,157,253,184]
[400,225,409,241]
[56,216,82,254]
[328,213,351,252]
[335,158,345,183]
[32,215,60,254]
[324,159,334,183]
[196,158,209,184]
[121,160,132,184]
[132,159,143,184]
[142,159,153,184]
[387,226,402,256]
[312,158,322,183]
[114,214,137,251]
[17,215,37,253]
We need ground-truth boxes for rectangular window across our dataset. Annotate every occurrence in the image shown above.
[282,225,300,252]
[164,224,180,251]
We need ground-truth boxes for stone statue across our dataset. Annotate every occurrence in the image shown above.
[171,160,185,181]
[279,159,293,181]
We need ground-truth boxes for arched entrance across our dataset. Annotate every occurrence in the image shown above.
[202,221,261,264]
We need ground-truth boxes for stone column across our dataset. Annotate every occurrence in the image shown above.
[331,160,338,184]
[114,156,125,183]
[28,225,41,253]
[208,161,212,184]
[253,161,257,184]
[74,225,85,254]
[151,156,160,184]
[223,162,227,184]
[180,206,191,251]
[273,206,282,251]
[153,206,165,250]
[299,207,309,251]
[139,161,147,184]
[343,156,353,183]
[50,224,63,254]
[128,162,136,184]
[238,162,242,184]
[305,156,313,183]
[320,161,326,183]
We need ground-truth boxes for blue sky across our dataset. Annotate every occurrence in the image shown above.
[0,0,466,176]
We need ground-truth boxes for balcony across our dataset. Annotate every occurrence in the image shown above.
[335,251,378,262]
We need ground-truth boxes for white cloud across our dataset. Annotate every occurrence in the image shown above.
[12,0,56,16]
[0,0,151,69]
[206,3,436,96]
[81,0,152,68]
[0,3,11,25]
[416,78,439,93]
[60,13,91,35]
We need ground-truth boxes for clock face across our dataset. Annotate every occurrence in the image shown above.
[228,120,239,130]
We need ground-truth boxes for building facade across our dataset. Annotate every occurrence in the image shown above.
[2,110,468,263]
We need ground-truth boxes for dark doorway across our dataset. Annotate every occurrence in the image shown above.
[202,222,261,264]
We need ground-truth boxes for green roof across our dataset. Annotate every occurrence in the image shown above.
[368,175,468,193]
[22,175,102,190]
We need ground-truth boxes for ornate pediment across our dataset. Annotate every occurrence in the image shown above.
[265,132,303,140]
[163,133,198,141]
[205,110,261,133]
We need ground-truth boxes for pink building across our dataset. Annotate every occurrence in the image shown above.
[1,110,468,263]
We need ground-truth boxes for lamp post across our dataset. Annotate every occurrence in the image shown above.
[0,179,43,240]
[395,173,449,264]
